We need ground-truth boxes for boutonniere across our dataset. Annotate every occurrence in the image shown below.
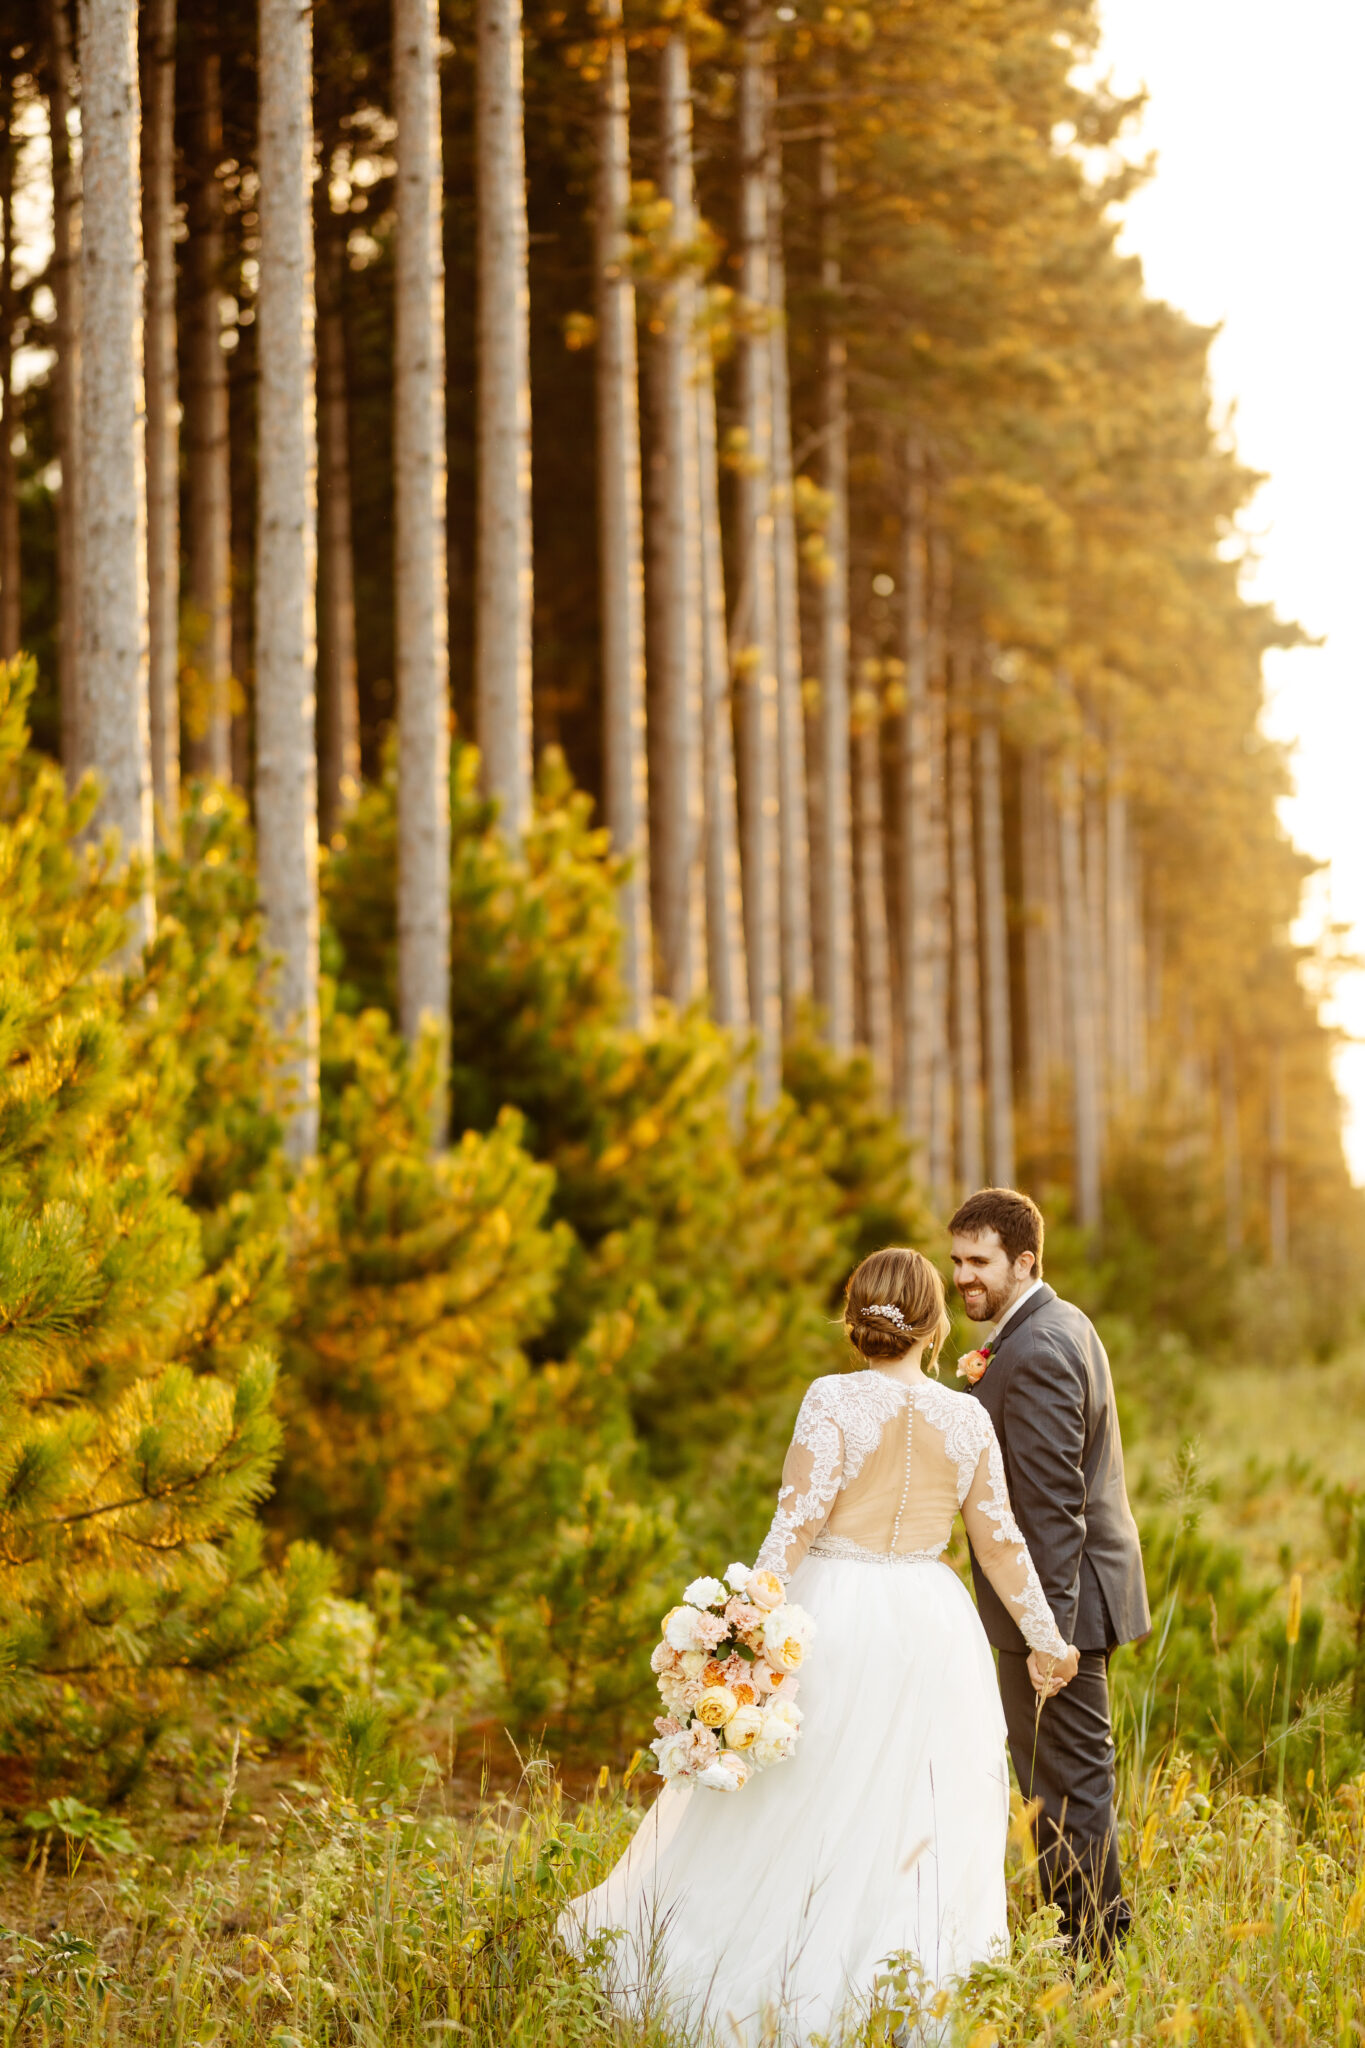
[956,1342,994,1386]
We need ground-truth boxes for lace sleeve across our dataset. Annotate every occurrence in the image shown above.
[961,1423,1068,1659]
[754,1381,845,1577]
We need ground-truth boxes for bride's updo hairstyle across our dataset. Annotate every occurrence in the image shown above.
[843,1246,951,1369]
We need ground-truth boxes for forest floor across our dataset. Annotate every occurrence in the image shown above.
[4,1347,1364,2044]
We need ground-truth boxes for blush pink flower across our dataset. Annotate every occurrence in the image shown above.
[747,1569,786,1612]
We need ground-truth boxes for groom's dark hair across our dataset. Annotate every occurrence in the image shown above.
[948,1187,1044,1275]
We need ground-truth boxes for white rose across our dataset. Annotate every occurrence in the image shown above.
[767,1695,803,1731]
[663,1606,711,1654]
[696,1760,745,1792]
[762,1602,815,1671]
[751,1712,800,1769]
[679,1650,708,1677]
[683,1576,729,1610]
[653,1732,695,1781]
[724,1703,765,1750]
[724,1562,753,1593]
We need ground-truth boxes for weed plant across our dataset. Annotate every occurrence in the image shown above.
[4,1722,1364,2047]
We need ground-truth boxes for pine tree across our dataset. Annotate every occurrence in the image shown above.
[851,675,892,1099]
[650,25,706,1009]
[143,0,179,827]
[394,0,452,1117]
[314,21,361,847]
[811,134,853,1055]
[183,25,233,781]
[0,658,328,1800]
[976,705,1014,1186]
[697,318,749,1032]
[595,0,651,1028]
[897,435,934,1149]
[947,638,983,1194]
[0,64,20,664]
[734,0,781,1102]
[255,0,320,1159]
[76,0,154,943]
[44,0,82,780]
[767,121,811,1027]
[476,0,533,837]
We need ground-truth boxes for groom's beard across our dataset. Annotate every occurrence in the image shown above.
[957,1277,1015,1325]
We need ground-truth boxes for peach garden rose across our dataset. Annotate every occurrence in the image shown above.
[649,1563,816,1791]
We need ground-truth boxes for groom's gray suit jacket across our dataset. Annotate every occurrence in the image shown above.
[966,1285,1149,1654]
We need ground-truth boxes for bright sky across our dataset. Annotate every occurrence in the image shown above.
[1092,0,1365,1181]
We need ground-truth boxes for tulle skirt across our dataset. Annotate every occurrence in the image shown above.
[561,1552,1012,2045]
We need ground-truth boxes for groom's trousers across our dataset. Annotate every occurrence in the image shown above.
[997,1650,1131,1958]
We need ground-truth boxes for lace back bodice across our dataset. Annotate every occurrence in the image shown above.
[755,1370,1066,1658]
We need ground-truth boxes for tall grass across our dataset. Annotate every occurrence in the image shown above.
[5,1739,1363,2047]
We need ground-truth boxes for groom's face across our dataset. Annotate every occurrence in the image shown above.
[950,1230,1035,1324]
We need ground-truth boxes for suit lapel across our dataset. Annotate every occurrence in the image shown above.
[991,1282,1055,1355]
[968,1283,1055,1419]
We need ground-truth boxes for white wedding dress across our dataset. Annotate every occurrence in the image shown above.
[562,1368,1068,2045]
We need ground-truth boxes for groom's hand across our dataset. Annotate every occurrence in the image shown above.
[1028,1645,1080,1697]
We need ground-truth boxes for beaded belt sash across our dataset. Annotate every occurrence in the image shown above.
[808,1535,948,1566]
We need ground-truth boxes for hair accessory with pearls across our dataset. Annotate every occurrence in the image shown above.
[863,1302,908,1330]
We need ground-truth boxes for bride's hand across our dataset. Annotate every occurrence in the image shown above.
[1027,1645,1080,1696]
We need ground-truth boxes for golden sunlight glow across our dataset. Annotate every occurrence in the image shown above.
[1096,0,1365,1178]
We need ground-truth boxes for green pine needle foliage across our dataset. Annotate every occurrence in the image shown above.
[0,660,334,1802]
[301,739,934,1746]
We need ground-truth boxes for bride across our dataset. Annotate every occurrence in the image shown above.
[561,1246,1079,2043]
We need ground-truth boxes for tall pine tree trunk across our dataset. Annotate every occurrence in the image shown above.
[1083,767,1107,1122]
[185,40,232,780]
[898,436,935,1150]
[851,684,892,1098]
[734,0,781,1101]
[228,268,256,792]
[476,0,533,837]
[1105,758,1134,1103]
[394,0,451,1117]
[1058,750,1101,1231]
[651,28,705,1006]
[947,638,983,1194]
[255,0,319,1159]
[143,0,178,827]
[77,0,154,944]
[1019,747,1051,1124]
[47,0,83,778]
[1220,1043,1243,1254]
[595,0,651,1027]
[926,523,953,1206]
[811,135,852,1054]
[767,120,810,1027]
[1042,766,1069,1073]
[0,73,19,662]
[977,707,1014,1186]
[697,323,749,1031]
[315,182,360,844]
[1127,846,1148,1097]
[1267,1044,1288,1265]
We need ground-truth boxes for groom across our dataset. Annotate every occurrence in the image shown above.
[948,1187,1149,1959]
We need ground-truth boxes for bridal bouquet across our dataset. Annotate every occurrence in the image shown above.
[649,1562,815,1793]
